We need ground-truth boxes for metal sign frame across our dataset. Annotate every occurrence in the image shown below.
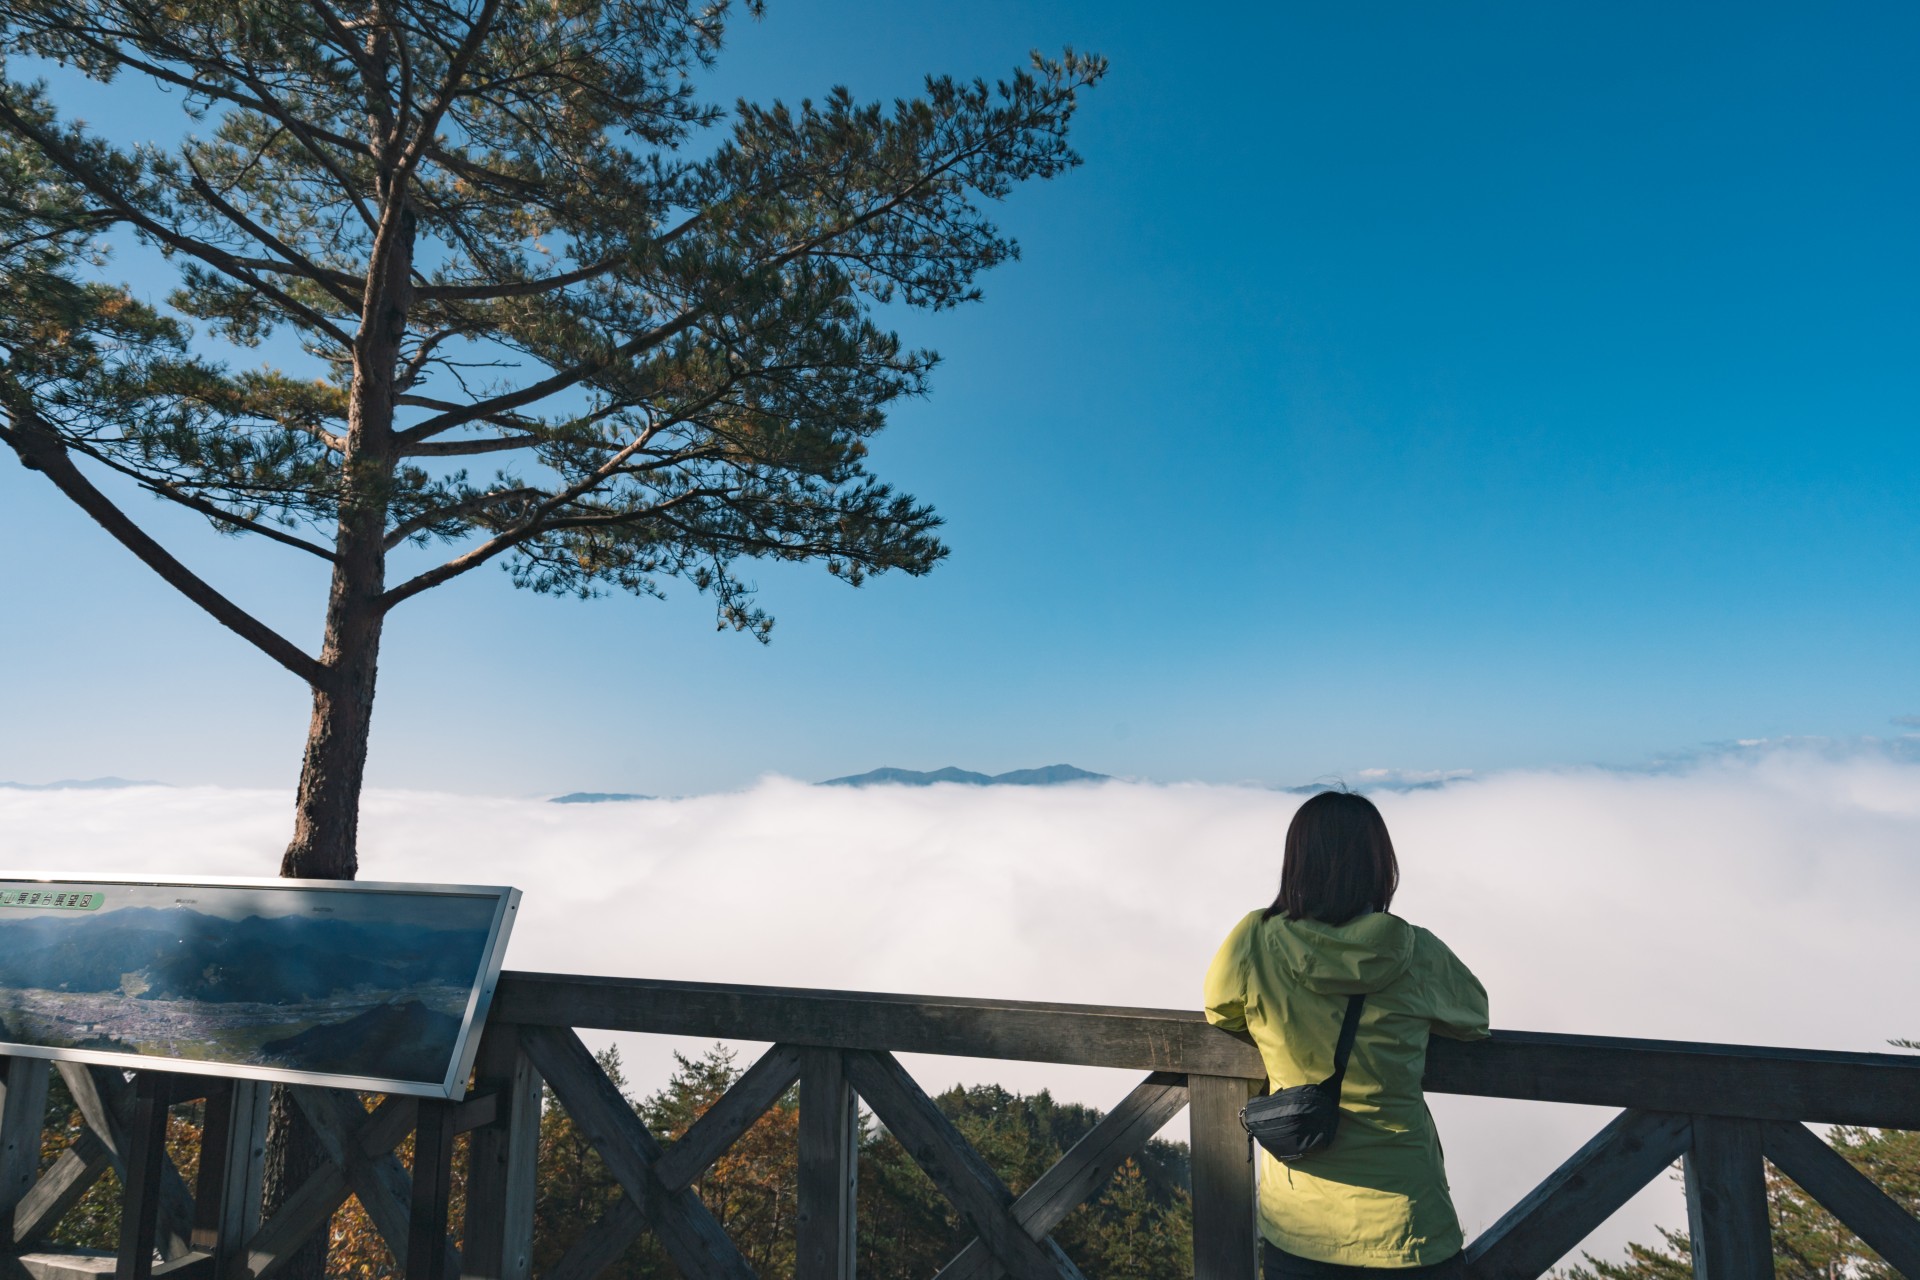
[0,872,519,1099]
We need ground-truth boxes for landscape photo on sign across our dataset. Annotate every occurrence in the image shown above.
[0,879,505,1085]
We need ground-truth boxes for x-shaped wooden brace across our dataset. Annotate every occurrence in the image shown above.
[927,1067,1191,1280]
[24,1063,201,1257]
[1463,1108,1920,1280]
[238,1089,460,1280]
[527,1037,1190,1280]
[845,1050,1190,1280]
[537,1039,809,1280]
[520,1025,771,1280]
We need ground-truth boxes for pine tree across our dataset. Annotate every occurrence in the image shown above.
[1082,1158,1192,1279]
[0,0,1104,881]
[0,12,1099,1263]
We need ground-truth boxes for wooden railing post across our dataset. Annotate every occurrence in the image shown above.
[1685,1116,1773,1280]
[0,1055,50,1239]
[115,1072,174,1280]
[463,1026,543,1280]
[410,1099,459,1280]
[199,1079,271,1279]
[797,1048,858,1280]
[1190,1075,1260,1280]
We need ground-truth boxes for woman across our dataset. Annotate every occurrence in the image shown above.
[1204,790,1489,1278]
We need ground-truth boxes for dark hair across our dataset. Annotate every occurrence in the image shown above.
[1263,790,1400,925]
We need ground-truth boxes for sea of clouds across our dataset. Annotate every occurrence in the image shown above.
[3,740,1917,1268]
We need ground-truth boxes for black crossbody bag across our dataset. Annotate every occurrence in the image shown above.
[1238,993,1365,1161]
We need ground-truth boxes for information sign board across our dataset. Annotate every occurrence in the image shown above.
[0,874,518,1099]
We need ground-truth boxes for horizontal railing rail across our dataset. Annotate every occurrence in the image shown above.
[493,971,1920,1127]
[2,969,1915,1280]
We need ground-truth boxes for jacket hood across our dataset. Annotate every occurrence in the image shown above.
[1258,911,1417,995]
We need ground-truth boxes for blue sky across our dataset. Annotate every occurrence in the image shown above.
[2,1,1916,794]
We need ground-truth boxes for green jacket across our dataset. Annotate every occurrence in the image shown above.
[1204,909,1489,1267]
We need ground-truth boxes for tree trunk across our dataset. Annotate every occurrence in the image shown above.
[261,1088,329,1280]
[264,536,388,1280]
[281,574,384,881]
[266,188,411,1277]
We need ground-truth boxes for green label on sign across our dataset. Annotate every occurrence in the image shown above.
[0,889,103,910]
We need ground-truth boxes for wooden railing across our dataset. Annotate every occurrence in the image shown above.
[2,972,1917,1280]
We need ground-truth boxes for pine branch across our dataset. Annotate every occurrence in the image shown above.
[67,439,340,561]
[379,417,671,609]
[0,97,355,349]
[390,305,710,444]
[0,381,331,689]
[382,484,546,547]
[397,433,541,457]
[183,159,363,307]
[413,259,621,301]
[393,160,1013,444]
[391,0,502,184]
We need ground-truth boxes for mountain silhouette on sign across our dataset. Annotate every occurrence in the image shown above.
[819,764,1110,787]
[260,1000,462,1082]
[0,906,491,1004]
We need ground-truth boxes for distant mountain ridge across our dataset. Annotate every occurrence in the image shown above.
[0,777,163,791]
[820,764,1110,788]
[549,792,653,804]
[1279,770,1475,795]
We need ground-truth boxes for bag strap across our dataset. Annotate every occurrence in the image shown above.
[1320,993,1367,1101]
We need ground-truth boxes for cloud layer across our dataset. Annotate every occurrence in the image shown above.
[3,743,1916,1266]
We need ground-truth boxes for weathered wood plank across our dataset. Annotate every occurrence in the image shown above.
[492,974,1920,1126]
[408,1102,457,1280]
[1686,1117,1773,1280]
[10,1253,212,1280]
[656,1044,805,1194]
[1189,1075,1259,1280]
[796,1050,857,1280]
[1428,1035,1920,1129]
[843,1049,1082,1280]
[544,1199,645,1280]
[58,1064,196,1260]
[10,1252,117,1280]
[519,1025,756,1280]
[13,1252,117,1280]
[494,972,1260,1076]
[462,1029,542,1280]
[207,1082,270,1280]
[58,1065,122,1162]
[191,1083,236,1252]
[449,1094,498,1136]
[0,1057,51,1233]
[937,1072,1190,1280]
[115,1074,175,1280]
[1761,1120,1920,1278]
[1465,1109,1691,1280]
[15,1130,112,1246]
